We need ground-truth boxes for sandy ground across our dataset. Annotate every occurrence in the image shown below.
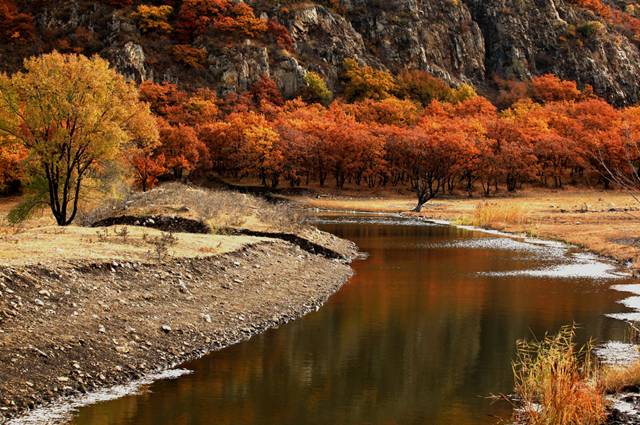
[295,188,640,271]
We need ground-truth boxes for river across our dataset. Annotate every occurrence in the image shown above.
[66,215,636,424]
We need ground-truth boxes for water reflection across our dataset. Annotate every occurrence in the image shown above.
[69,220,633,425]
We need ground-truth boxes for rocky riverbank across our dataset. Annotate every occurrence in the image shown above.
[0,236,356,423]
[0,184,358,424]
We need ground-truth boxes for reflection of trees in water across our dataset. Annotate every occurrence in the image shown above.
[71,224,630,425]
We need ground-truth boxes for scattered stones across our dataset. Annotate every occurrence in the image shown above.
[0,233,355,423]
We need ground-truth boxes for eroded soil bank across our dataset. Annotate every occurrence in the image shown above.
[0,236,356,423]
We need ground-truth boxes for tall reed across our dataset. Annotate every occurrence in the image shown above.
[512,325,607,425]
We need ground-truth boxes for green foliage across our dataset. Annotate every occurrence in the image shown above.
[450,83,478,103]
[7,174,48,224]
[303,71,333,105]
[577,20,606,38]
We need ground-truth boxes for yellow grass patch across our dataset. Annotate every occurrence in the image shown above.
[600,361,640,394]
[457,201,530,228]
[0,225,266,266]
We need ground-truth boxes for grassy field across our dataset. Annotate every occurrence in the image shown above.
[0,184,309,267]
[294,188,640,270]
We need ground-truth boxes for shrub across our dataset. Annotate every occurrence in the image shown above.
[343,58,397,102]
[395,69,454,105]
[176,0,267,41]
[172,44,207,69]
[132,5,174,33]
[267,19,293,50]
[511,325,607,425]
[302,71,333,105]
[577,20,606,38]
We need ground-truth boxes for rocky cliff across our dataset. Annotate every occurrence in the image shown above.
[3,0,640,105]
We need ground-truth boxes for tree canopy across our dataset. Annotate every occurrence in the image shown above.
[0,51,158,225]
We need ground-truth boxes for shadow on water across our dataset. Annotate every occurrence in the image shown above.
[67,217,634,425]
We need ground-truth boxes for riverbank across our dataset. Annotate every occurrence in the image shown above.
[0,185,357,423]
[295,188,640,273]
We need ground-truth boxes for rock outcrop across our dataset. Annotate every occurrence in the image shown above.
[5,0,640,105]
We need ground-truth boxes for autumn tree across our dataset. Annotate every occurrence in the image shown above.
[0,0,34,41]
[343,97,420,126]
[132,5,173,33]
[0,138,26,193]
[157,120,206,179]
[0,52,158,225]
[343,59,397,102]
[606,106,640,202]
[395,70,454,106]
[129,150,166,192]
[176,0,267,42]
[250,75,284,107]
[529,74,582,103]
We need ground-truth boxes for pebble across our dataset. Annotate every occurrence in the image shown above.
[34,299,44,307]
[161,325,172,333]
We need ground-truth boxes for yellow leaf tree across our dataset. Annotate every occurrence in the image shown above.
[0,52,158,225]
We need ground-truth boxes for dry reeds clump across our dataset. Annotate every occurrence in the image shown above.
[512,325,607,425]
[600,360,640,394]
[470,201,529,228]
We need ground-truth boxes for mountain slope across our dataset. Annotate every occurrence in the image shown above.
[1,0,639,105]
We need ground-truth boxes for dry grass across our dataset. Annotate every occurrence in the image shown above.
[511,325,607,425]
[457,201,530,228]
[600,361,640,394]
[83,183,308,233]
[0,225,266,266]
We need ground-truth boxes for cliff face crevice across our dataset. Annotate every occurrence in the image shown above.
[5,0,640,105]
[461,0,640,105]
[261,0,640,104]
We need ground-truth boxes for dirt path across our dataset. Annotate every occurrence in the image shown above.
[0,237,356,423]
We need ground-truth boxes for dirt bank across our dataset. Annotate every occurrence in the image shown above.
[0,237,355,423]
[0,184,358,423]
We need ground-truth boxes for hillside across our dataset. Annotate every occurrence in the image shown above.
[2,0,640,105]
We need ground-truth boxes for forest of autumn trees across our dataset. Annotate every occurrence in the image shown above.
[0,0,639,214]
[1,52,640,213]
[127,67,640,211]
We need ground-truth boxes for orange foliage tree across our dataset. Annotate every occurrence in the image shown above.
[129,68,638,207]
[0,0,34,41]
[0,140,27,193]
[176,0,267,42]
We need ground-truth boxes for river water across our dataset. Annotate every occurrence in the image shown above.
[65,215,638,425]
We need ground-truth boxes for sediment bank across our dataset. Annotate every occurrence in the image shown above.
[0,233,356,423]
